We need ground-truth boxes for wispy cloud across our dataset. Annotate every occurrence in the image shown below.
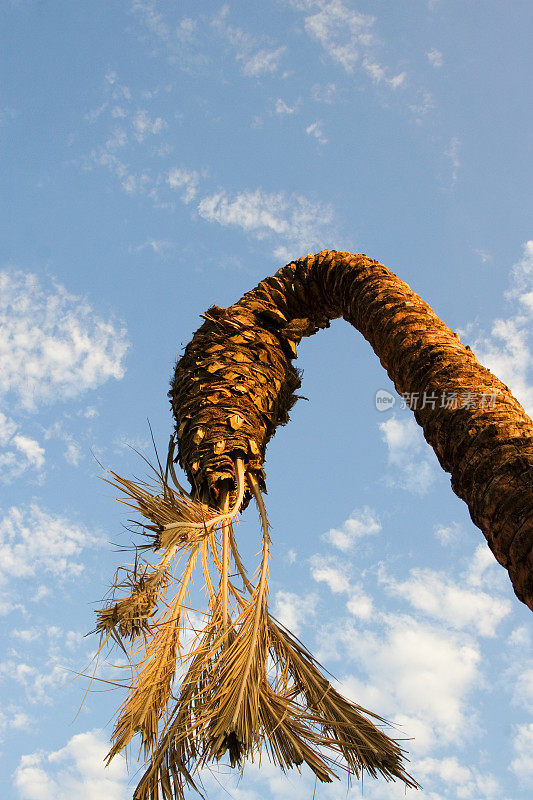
[445,135,460,185]
[305,120,328,144]
[378,556,512,637]
[275,97,298,115]
[362,57,406,89]
[0,270,128,411]
[167,166,200,202]
[322,506,381,552]
[0,503,103,585]
[212,6,286,78]
[311,82,337,103]
[197,187,335,260]
[378,415,436,494]
[43,422,83,467]
[274,590,317,635]
[132,108,167,142]
[463,240,533,416]
[330,613,481,752]
[242,46,286,77]
[129,238,175,255]
[0,413,45,482]
[417,756,502,799]
[409,89,435,122]
[302,0,375,73]
[427,48,443,68]
[511,723,533,787]
[14,729,129,799]
[297,1,405,91]
[310,554,374,619]
[434,521,462,545]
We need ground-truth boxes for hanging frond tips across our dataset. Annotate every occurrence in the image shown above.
[96,452,418,799]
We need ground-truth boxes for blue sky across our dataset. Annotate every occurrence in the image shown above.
[1,1,533,798]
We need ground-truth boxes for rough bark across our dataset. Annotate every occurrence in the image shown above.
[170,250,533,610]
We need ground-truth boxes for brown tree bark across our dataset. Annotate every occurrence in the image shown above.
[171,249,533,610]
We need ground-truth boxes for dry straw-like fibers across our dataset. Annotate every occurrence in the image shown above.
[97,250,533,800]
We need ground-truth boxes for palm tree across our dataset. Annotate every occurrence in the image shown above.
[98,250,533,800]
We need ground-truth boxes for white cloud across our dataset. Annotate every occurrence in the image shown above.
[275,98,298,115]
[311,82,337,103]
[285,547,297,564]
[305,120,328,144]
[310,555,350,594]
[474,248,492,263]
[131,0,169,43]
[303,0,375,73]
[378,415,436,494]
[409,89,435,121]
[362,57,405,88]
[43,422,83,467]
[167,166,199,203]
[0,503,102,585]
[197,187,335,259]
[130,238,174,256]
[434,521,461,545]
[274,590,317,635]
[132,109,166,142]
[511,723,533,786]
[335,614,481,751]
[508,625,531,648]
[0,270,128,410]
[445,135,460,185]
[0,590,25,616]
[242,46,286,77]
[416,756,502,799]
[212,7,285,77]
[11,628,41,642]
[507,240,533,313]
[464,241,533,417]
[177,17,197,43]
[510,667,533,714]
[0,706,32,741]
[323,506,381,552]
[464,542,506,590]
[0,413,45,482]
[0,432,45,483]
[427,48,443,68]
[310,554,373,618]
[0,659,65,704]
[105,127,127,150]
[0,411,18,444]
[12,436,45,469]
[13,729,129,800]
[64,441,82,466]
[379,562,511,637]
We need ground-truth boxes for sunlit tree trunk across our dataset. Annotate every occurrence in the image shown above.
[171,249,533,610]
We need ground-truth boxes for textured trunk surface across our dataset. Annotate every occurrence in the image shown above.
[171,250,533,610]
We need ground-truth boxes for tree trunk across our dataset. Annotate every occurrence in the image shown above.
[171,249,533,610]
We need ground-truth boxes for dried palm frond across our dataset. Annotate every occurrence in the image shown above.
[96,447,418,800]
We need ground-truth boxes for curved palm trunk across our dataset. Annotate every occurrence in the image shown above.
[171,249,533,610]
[98,249,533,800]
